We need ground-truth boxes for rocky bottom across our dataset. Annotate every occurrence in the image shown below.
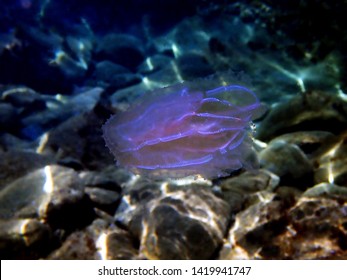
[1,89,347,259]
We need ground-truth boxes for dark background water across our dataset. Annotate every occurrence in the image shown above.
[1,0,346,95]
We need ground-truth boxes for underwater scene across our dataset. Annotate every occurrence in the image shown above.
[1,0,347,260]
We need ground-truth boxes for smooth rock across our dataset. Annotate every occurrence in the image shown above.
[176,53,214,80]
[80,166,132,188]
[1,164,94,229]
[104,228,139,260]
[96,34,144,70]
[0,150,54,190]
[0,133,34,151]
[220,169,280,193]
[270,131,335,155]
[21,87,103,140]
[220,169,280,213]
[85,187,121,215]
[257,91,347,141]
[40,165,95,231]
[137,55,172,74]
[1,87,46,108]
[259,140,314,187]
[0,218,52,259]
[57,157,84,171]
[303,183,347,200]
[93,60,141,89]
[109,83,150,110]
[145,64,182,86]
[42,111,114,170]
[0,166,50,219]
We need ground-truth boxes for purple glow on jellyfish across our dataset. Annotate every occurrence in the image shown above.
[103,83,262,179]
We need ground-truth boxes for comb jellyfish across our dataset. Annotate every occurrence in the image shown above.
[102,82,262,179]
